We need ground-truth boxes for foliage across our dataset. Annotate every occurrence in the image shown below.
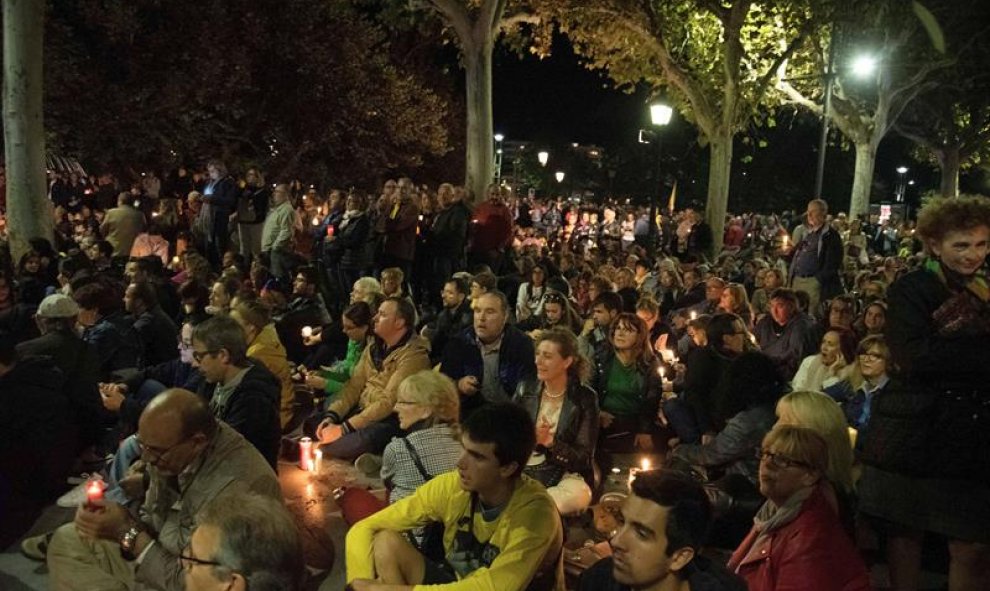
[42,0,453,186]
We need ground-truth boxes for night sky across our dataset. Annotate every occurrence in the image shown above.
[489,35,956,212]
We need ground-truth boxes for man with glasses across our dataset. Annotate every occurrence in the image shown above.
[191,315,281,468]
[47,388,280,591]
[183,491,304,591]
[788,199,843,316]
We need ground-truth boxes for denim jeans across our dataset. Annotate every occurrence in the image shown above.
[319,415,401,461]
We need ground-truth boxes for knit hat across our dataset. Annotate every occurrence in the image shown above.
[36,293,80,318]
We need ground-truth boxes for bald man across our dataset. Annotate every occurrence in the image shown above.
[47,389,280,591]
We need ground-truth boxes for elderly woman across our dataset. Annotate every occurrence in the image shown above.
[350,276,382,305]
[337,370,461,533]
[791,328,856,392]
[858,196,990,591]
[729,426,869,591]
[513,328,599,514]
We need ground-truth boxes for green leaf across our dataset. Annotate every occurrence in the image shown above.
[912,1,946,54]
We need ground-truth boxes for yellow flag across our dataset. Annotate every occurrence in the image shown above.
[667,181,678,212]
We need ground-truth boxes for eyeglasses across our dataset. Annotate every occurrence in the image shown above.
[858,352,884,362]
[135,436,186,464]
[756,449,811,470]
[394,399,419,406]
[179,546,224,571]
[191,350,220,363]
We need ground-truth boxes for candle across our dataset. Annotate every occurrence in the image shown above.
[299,437,313,471]
[628,467,639,489]
[690,311,697,321]
[641,458,652,471]
[326,225,335,237]
[301,326,313,338]
[658,366,666,380]
[311,216,320,226]
[610,467,621,474]
[85,476,105,510]
[171,255,180,266]
[313,449,323,472]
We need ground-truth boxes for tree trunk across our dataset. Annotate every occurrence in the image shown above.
[463,41,494,205]
[939,146,960,198]
[704,132,733,257]
[3,0,50,262]
[848,140,876,219]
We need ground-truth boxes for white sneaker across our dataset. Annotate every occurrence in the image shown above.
[57,482,90,507]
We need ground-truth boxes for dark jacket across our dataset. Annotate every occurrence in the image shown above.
[83,311,143,378]
[0,356,73,496]
[671,283,706,313]
[753,312,819,383]
[197,362,281,469]
[237,185,270,224]
[590,348,661,434]
[861,268,990,481]
[327,212,372,270]
[383,199,419,262]
[440,324,536,413]
[118,359,204,433]
[16,329,103,436]
[431,201,471,255]
[205,176,237,213]
[132,306,179,366]
[671,404,776,485]
[513,378,599,485]
[427,300,473,365]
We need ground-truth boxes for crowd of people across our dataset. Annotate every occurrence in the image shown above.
[0,161,988,591]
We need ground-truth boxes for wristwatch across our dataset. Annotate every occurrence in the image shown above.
[119,524,143,560]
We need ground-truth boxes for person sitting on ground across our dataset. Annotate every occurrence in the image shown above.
[315,297,431,461]
[517,289,582,335]
[275,266,332,363]
[230,298,296,432]
[822,334,891,440]
[206,276,240,316]
[753,288,819,382]
[345,402,564,591]
[634,295,674,353]
[468,270,498,301]
[578,291,623,362]
[16,293,104,456]
[855,300,886,337]
[125,280,180,366]
[728,425,869,591]
[516,264,550,322]
[422,276,473,364]
[669,351,783,491]
[592,313,662,462]
[44,389,281,591]
[513,329,599,514]
[380,266,415,307]
[338,370,463,527]
[578,470,747,591]
[74,281,143,378]
[304,301,374,406]
[440,291,536,419]
[183,491,305,591]
[824,294,857,332]
[791,328,856,392]
[350,276,383,306]
[192,315,281,468]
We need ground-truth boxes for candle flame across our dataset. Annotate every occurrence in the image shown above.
[641,458,651,471]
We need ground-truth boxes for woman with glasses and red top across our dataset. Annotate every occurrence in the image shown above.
[729,425,869,591]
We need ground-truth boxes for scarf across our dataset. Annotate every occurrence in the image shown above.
[338,209,363,231]
[925,258,990,336]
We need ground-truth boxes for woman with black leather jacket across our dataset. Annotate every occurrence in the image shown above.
[513,328,599,514]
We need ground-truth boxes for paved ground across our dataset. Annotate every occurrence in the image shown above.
[0,458,379,591]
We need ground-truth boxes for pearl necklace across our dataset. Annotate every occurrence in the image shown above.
[543,385,566,399]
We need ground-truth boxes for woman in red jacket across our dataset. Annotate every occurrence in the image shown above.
[728,425,869,591]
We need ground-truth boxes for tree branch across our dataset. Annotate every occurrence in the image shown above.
[425,0,472,45]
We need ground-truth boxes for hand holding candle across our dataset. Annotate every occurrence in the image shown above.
[85,476,105,511]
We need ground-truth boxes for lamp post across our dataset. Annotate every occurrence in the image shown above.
[895,166,908,202]
[493,133,505,184]
[647,100,673,257]
[538,151,550,196]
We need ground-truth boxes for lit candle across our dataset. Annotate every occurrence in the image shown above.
[311,216,320,226]
[313,449,323,472]
[690,311,697,321]
[326,225,335,237]
[299,437,313,471]
[85,476,104,510]
[301,326,313,338]
[782,235,790,249]
[641,458,652,471]
[611,467,621,474]
[171,255,180,266]
[658,366,666,381]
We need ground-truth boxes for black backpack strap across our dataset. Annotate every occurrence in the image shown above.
[401,436,433,481]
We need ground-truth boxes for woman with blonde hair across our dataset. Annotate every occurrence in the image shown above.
[775,391,855,501]
[729,425,869,591]
[718,282,753,328]
[338,370,461,527]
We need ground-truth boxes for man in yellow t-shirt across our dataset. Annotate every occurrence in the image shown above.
[346,402,564,591]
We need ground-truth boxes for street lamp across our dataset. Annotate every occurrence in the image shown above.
[537,151,549,167]
[851,54,878,79]
[555,171,565,183]
[895,166,908,202]
[646,99,673,256]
